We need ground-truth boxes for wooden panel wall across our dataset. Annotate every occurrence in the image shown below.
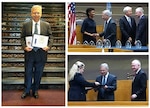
[86,80,148,101]
[68,25,121,44]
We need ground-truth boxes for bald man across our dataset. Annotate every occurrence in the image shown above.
[21,5,53,99]
[131,59,147,101]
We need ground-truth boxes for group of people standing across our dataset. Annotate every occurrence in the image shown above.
[68,3,148,104]
[68,59,147,101]
[81,6,148,47]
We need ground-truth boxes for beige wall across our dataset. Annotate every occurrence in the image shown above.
[68,55,148,80]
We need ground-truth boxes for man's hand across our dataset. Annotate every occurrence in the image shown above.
[42,46,50,51]
[128,37,132,42]
[95,82,100,86]
[24,47,32,52]
[131,94,137,99]
[104,85,108,89]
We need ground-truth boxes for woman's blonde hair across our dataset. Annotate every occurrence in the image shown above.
[68,61,85,81]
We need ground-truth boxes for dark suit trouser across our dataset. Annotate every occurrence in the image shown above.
[24,50,45,93]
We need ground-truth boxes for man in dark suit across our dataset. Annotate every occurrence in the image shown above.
[95,63,117,101]
[135,7,148,46]
[20,5,53,99]
[119,6,136,46]
[96,10,116,47]
[131,59,147,101]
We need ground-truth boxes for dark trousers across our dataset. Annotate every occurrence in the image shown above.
[24,49,46,93]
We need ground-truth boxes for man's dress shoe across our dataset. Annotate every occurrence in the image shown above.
[21,92,30,99]
[32,91,39,99]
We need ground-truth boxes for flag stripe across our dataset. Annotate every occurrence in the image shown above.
[68,2,76,45]
[106,2,111,12]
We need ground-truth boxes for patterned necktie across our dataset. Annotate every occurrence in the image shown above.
[33,23,39,52]
[128,17,132,27]
[101,76,106,98]
[102,76,106,85]
[34,23,38,34]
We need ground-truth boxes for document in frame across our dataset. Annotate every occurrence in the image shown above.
[32,34,49,48]
[25,36,33,48]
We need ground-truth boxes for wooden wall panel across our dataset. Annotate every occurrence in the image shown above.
[86,80,148,101]
[68,25,121,44]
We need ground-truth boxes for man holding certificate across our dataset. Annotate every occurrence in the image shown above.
[95,63,117,101]
[21,5,53,99]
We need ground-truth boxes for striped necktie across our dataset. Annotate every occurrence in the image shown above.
[128,17,132,27]
[33,23,39,52]
[102,76,106,85]
[34,23,38,34]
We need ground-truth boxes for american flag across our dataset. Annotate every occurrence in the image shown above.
[106,2,112,12]
[68,2,76,45]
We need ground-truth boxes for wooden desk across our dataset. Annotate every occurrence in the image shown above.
[68,48,104,52]
[68,44,95,48]
[68,101,148,106]
[68,45,132,52]
[68,45,103,52]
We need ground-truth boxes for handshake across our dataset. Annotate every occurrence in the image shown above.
[85,82,108,91]
[85,82,100,90]
[91,33,99,37]
[95,81,100,86]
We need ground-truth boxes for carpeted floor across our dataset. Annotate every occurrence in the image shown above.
[2,89,65,106]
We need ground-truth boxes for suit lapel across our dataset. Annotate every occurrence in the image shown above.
[105,20,110,33]
[100,76,103,83]
[124,16,131,28]
[28,21,32,35]
[40,21,44,34]
[133,70,141,82]
[105,74,109,85]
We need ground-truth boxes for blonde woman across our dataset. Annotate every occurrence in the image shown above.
[68,61,100,101]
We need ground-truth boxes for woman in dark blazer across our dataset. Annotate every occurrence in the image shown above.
[68,61,100,101]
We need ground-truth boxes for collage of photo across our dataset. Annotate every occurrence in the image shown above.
[67,2,148,107]
[1,1,149,108]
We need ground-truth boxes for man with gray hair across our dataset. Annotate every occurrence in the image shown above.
[131,59,147,101]
[96,10,116,46]
[95,63,117,101]
[135,7,148,46]
[21,5,53,99]
[119,6,136,46]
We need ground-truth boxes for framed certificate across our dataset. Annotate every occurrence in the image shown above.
[25,36,33,48]
[32,34,49,48]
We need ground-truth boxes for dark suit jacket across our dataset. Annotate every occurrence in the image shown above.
[132,69,147,101]
[136,15,148,46]
[96,73,117,101]
[100,18,117,46]
[68,73,96,101]
[21,20,53,62]
[119,16,136,46]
